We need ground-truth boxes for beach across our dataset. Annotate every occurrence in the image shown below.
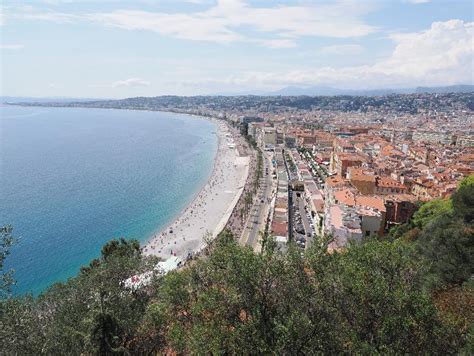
[143,119,249,260]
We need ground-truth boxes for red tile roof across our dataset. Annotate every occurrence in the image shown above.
[271,221,288,237]
[355,195,386,212]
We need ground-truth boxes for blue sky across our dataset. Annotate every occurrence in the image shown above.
[1,0,473,98]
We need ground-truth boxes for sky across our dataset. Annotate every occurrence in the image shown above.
[1,0,473,98]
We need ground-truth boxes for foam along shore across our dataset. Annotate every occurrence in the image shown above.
[143,119,249,262]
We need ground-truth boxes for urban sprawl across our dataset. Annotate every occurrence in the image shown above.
[26,92,474,252]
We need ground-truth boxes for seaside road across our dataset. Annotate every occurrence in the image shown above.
[296,192,313,248]
[244,152,274,249]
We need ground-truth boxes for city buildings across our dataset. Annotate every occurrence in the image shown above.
[71,92,473,252]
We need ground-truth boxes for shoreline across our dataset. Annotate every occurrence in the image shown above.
[143,118,249,261]
[144,115,222,244]
[7,104,250,261]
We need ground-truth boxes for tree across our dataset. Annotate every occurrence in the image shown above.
[411,198,452,230]
[1,224,471,354]
[0,237,156,354]
[0,225,17,298]
[452,175,474,224]
[415,213,473,288]
[311,239,456,354]
[141,232,461,354]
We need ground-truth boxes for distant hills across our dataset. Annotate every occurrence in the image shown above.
[413,85,474,94]
[265,84,474,96]
[2,85,473,104]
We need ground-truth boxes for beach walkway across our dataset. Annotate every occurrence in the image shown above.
[143,120,249,261]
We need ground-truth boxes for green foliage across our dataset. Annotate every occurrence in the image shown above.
[0,295,45,354]
[0,233,469,354]
[411,198,453,230]
[415,214,473,288]
[0,225,17,298]
[458,175,474,188]
[140,235,460,354]
[90,307,123,354]
[245,134,257,148]
[0,237,157,355]
[101,237,141,262]
[390,178,474,289]
[452,175,474,224]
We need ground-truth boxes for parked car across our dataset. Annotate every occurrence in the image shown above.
[295,224,305,234]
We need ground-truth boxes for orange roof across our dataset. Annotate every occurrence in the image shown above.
[275,198,288,209]
[381,145,404,157]
[334,189,356,206]
[312,198,324,212]
[377,177,406,189]
[325,175,347,187]
[458,154,474,162]
[347,167,365,175]
[337,152,367,162]
[350,173,376,182]
[271,221,288,237]
[355,195,386,212]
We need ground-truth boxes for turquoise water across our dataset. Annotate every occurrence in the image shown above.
[0,106,217,295]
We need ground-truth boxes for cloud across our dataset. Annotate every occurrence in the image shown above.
[87,9,243,43]
[254,38,297,49]
[111,78,151,88]
[89,77,151,89]
[374,20,473,83]
[406,0,431,4]
[40,0,75,4]
[320,44,364,55]
[1,44,24,50]
[9,7,80,24]
[193,20,473,90]
[8,0,377,47]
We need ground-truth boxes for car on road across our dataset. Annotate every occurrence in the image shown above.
[296,240,305,248]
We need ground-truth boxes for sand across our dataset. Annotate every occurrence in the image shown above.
[143,119,249,261]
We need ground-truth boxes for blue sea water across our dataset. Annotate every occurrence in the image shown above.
[0,106,217,295]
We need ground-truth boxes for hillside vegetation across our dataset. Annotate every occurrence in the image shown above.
[1,177,473,354]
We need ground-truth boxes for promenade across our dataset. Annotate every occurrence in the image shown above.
[143,120,249,260]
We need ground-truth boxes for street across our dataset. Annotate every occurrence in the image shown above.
[240,151,275,250]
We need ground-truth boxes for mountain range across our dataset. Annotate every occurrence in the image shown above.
[265,84,474,96]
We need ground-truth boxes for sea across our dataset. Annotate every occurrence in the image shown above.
[0,105,217,295]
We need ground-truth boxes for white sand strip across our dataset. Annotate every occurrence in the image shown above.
[143,119,249,261]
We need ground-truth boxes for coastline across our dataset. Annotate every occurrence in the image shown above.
[6,103,250,263]
[143,118,249,261]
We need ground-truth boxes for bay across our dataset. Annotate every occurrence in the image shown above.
[0,106,217,295]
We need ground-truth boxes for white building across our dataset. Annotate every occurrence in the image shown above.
[324,205,362,251]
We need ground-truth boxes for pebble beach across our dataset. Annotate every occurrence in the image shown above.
[143,119,249,261]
